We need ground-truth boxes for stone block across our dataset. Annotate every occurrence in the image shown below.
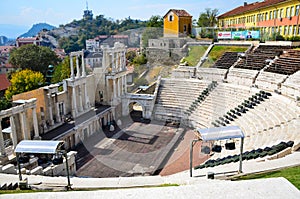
[30,166,43,175]
[2,164,16,174]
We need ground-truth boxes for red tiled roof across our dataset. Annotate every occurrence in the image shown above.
[0,46,14,53]
[0,74,10,91]
[218,0,287,18]
[17,37,40,42]
[164,9,192,18]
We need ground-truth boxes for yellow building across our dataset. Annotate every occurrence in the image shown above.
[218,0,300,37]
[163,9,192,37]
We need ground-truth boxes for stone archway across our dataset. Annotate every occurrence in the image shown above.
[128,101,144,122]
[122,94,155,120]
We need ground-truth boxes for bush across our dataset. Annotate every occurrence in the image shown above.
[133,54,147,66]
[286,36,300,41]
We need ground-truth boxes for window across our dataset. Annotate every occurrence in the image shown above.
[169,15,173,21]
[273,10,277,19]
[277,10,280,18]
[298,25,300,35]
[265,12,268,20]
[279,26,282,34]
[280,9,284,18]
[291,6,294,17]
[286,7,290,17]
[289,26,293,35]
[270,11,273,20]
[184,25,187,32]
[293,25,297,35]
[296,5,300,16]
[284,26,288,35]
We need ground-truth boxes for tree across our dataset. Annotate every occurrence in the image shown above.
[9,44,59,75]
[197,8,219,27]
[51,56,71,83]
[126,50,137,63]
[147,15,163,28]
[5,69,45,100]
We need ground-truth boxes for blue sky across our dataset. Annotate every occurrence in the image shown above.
[0,0,257,38]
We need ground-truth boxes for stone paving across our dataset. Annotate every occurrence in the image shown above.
[75,120,186,177]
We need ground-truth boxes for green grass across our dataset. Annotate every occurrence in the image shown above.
[184,46,208,66]
[202,46,248,68]
[232,166,300,190]
[0,189,51,195]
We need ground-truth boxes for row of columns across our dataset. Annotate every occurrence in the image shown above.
[70,51,86,80]
[47,93,63,126]
[0,105,40,156]
[61,110,114,150]
[110,51,126,72]
[111,74,127,102]
[69,51,90,118]
[71,83,90,118]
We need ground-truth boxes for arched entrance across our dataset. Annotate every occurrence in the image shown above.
[128,102,144,122]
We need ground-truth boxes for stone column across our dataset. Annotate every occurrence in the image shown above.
[117,78,121,97]
[121,76,124,95]
[102,49,106,68]
[47,94,54,125]
[82,50,86,77]
[115,52,119,70]
[70,56,75,80]
[72,86,77,118]
[83,83,89,110]
[20,111,29,140]
[111,53,115,72]
[32,107,40,140]
[76,56,80,78]
[113,79,117,99]
[78,86,83,112]
[10,116,17,149]
[55,102,61,123]
[106,78,110,102]
[0,118,6,156]
[123,51,126,70]
[124,74,127,93]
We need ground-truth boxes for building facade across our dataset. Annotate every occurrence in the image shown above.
[163,9,192,37]
[218,0,300,37]
[16,37,41,47]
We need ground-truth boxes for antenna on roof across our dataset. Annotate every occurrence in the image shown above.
[86,0,88,10]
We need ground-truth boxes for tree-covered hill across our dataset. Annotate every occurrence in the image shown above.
[42,15,147,53]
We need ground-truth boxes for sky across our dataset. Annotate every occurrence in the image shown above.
[0,0,258,38]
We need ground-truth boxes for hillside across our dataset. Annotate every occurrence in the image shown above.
[19,23,56,38]
[39,16,147,53]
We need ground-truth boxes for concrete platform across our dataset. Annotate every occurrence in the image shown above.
[0,177,299,199]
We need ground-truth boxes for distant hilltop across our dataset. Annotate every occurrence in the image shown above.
[18,23,56,38]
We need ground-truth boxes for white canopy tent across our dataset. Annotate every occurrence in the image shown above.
[14,140,71,190]
[190,126,245,177]
[15,140,64,154]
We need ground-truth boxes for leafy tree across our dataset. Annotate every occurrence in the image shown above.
[197,8,219,27]
[5,69,45,100]
[133,54,147,65]
[51,56,71,83]
[147,15,163,27]
[0,97,12,111]
[126,50,137,63]
[9,44,59,75]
